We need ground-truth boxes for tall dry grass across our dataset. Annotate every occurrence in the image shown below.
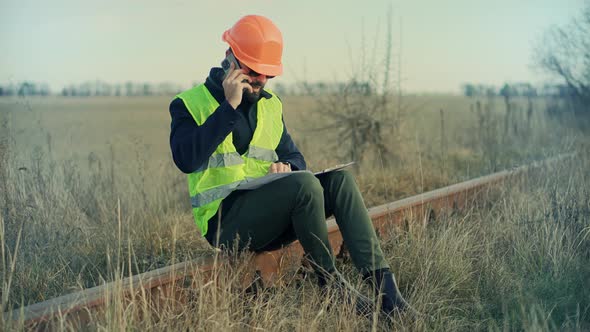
[1,95,588,330]
[5,143,589,331]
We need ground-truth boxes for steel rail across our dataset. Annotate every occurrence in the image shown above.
[6,154,573,330]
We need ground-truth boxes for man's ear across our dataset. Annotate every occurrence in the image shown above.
[225,48,231,57]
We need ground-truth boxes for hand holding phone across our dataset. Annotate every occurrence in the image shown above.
[221,52,241,78]
[221,57,252,109]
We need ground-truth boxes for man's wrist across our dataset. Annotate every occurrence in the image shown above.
[226,99,239,110]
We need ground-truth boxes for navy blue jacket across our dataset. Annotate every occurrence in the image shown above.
[169,68,307,239]
[169,67,306,174]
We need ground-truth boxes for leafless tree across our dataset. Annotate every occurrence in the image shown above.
[534,3,590,115]
[298,6,407,167]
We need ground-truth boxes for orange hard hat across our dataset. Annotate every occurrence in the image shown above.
[222,15,283,77]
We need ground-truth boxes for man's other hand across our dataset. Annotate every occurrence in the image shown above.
[268,162,291,174]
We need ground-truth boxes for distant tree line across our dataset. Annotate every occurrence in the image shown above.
[0,81,186,97]
[273,81,373,96]
[460,82,578,98]
[0,82,51,97]
[461,82,589,99]
[1,80,581,100]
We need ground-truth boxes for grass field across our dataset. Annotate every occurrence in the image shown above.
[1,93,588,330]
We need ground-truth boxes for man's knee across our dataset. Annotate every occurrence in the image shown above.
[276,172,323,208]
[325,169,356,189]
[289,172,323,196]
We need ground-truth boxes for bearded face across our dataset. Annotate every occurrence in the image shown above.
[242,79,265,103]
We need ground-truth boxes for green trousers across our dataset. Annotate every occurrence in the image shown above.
[206,170,389,275]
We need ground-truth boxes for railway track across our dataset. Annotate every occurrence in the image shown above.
[6,154,572,330]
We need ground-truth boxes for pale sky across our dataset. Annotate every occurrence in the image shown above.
[0,0,586,93]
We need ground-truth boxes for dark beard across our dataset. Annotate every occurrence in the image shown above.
[243,89,260,103]
[242,82,264,103]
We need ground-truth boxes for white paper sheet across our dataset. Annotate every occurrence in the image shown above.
[235,162,355,191]
[235,170,311,190]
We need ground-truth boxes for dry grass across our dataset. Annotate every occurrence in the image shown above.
[1,94,588,330]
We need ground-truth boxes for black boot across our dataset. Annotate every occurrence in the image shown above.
[317,269,375,317]
[364,268,419,318]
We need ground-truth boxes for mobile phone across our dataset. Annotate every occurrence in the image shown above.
[221,52,241,78]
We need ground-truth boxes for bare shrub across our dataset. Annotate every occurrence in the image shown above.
[298,8,406,168]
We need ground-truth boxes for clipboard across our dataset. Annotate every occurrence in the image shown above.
[235,161,355,191]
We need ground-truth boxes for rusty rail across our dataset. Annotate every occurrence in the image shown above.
[6,154,573,330]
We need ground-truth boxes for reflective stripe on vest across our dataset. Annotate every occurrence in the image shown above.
[190,180,242,208]
[176,84,284,236]
[194,152,245,173]
[246,145,279,162]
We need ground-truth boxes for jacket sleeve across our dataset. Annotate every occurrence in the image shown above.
[276,119,307,171]
[169,97,239,174]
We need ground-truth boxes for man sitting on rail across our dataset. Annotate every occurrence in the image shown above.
[168,14,417,319]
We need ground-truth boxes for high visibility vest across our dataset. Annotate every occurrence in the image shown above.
[176,84,284,236]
